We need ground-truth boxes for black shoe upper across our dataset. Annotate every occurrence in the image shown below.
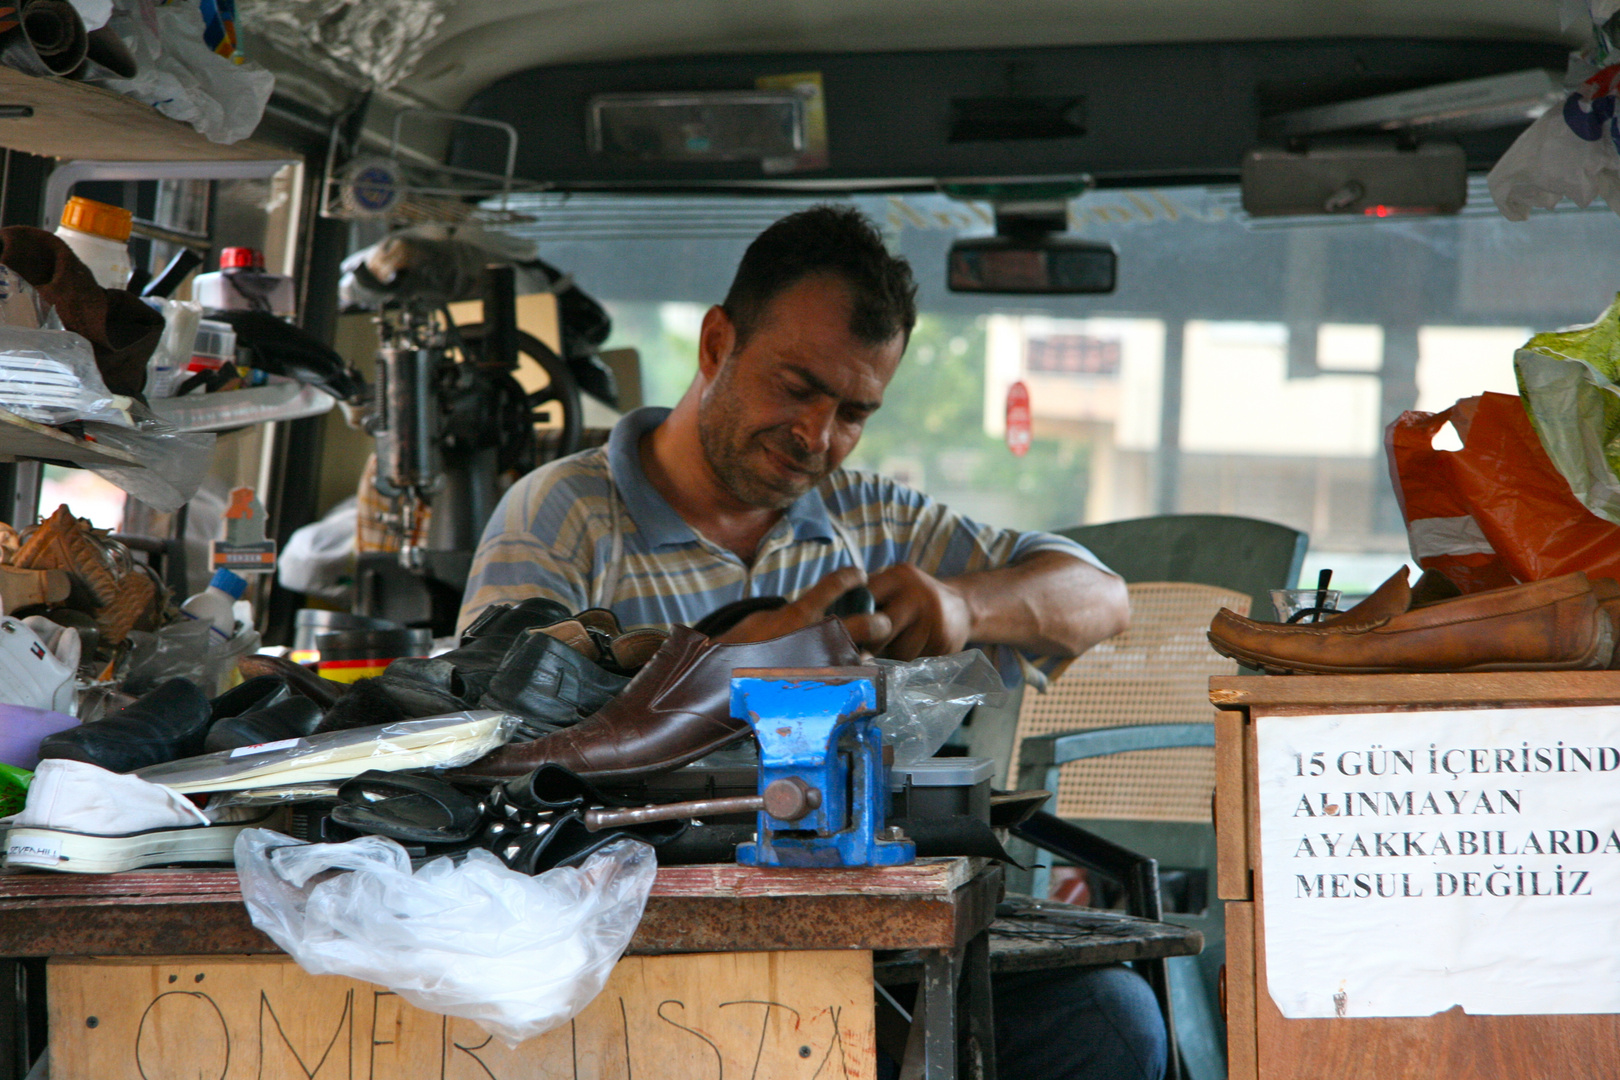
[39,678,212,773]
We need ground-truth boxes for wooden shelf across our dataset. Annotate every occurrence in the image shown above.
[0,407,142,466]
[0,66,285,162]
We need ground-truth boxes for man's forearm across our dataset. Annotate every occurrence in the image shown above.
[951,551,1130,658]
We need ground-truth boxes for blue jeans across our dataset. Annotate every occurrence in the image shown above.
[880,964,1168,1080]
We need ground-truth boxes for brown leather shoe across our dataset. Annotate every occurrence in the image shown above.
[0,564,69,613]
[458,618,863,781]
[1209,572,1612,674]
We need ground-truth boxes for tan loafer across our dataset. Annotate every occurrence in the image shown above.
[1208,571,1612,674]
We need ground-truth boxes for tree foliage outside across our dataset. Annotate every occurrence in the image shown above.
[606,304,1093,533]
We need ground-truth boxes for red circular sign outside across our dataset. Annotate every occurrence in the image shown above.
[1005,380,1031,457]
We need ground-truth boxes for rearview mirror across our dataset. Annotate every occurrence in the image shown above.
[947,236,1117,294]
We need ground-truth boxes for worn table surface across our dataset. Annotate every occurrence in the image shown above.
[874,894,1202,984]
[1210,671,1620,711]
[0,857,1000,956]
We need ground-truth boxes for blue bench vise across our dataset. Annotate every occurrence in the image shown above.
[731,666,916,868]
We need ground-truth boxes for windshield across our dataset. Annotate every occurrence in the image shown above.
[496,182,1620,593]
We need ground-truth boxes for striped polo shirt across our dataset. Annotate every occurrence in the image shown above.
[459,407,1108,686]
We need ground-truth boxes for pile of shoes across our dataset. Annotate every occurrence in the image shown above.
[3,589,1016,882]
[8,504,165,649]
[1208,568,1620,675]
[317,598,670,738]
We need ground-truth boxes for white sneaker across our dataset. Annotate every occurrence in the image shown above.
[5,759,280,873]
[0,617,74,714]
[4,813,280,873]
[20,615,79,674]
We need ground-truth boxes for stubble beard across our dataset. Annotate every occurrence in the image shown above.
[698,365,828,510]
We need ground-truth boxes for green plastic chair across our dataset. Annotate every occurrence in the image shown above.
[1014,515,1308,1080]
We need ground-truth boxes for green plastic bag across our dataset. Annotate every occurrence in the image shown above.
[1515,291,1620,525]
[0,764,30,819]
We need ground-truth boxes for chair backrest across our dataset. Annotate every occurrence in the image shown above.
[1061,513,1308,624]
[1009,581,1248,822]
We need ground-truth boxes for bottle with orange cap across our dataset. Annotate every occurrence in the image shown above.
[54,196,133,290]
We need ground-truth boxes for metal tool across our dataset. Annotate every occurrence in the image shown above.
[731,665,916,868]
[580,779,821,832]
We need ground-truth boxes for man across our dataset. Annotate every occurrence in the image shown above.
[460,206,1163,1080]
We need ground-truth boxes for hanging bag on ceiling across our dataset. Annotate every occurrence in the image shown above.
[1387,391,1620,591]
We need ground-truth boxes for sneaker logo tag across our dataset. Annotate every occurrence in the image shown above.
[29,642,43,661]
[6,834,63,866]
[228,737,304,758]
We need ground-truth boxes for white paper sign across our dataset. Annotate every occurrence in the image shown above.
[1257,706,1620,1019]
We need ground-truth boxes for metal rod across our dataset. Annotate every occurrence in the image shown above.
[129,219,211,252]
[584,796,764,831]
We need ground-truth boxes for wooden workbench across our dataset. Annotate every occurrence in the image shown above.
[1211,672,1620,1080]
[0,858,1001,1079]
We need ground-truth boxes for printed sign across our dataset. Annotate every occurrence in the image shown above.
[1257,707,1620,1018]
[1005,380,1031,456]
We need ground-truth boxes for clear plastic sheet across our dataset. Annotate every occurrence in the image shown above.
[0,326,130,426]
[122,620,260,698]
[236,830,655,1045]
[134,711,516,794]
[875,648,1007,766]
[78,414,216,513]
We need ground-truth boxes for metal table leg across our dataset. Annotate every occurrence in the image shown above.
[899,947,961,1080]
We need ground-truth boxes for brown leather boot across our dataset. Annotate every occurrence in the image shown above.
[457,618,863,781]
[1209,571,1612,674]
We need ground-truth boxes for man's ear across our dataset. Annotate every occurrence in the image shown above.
[697,305,735,382]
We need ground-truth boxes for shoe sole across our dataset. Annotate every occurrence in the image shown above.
[1209,636,1611,676]
[4,812,278,874]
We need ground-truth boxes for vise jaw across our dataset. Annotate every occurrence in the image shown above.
[731,666,916,868]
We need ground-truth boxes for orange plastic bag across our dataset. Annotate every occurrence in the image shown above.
[1387,391,1620,592]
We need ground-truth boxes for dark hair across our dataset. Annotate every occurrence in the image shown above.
[722,205,918,350]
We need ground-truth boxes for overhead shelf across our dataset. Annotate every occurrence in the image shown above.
[0,407,142,466]
[148,382,336,432]
[0,65,285,162]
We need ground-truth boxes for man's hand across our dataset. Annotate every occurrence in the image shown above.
[866,563,972,660]
[716,565,893,649]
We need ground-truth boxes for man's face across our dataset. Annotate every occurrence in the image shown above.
[698,274,905,510]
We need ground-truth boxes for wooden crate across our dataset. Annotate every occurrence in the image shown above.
[50,951,875,1079]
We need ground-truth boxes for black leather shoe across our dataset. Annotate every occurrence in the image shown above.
[208,675,289,724]
[481,617,665,739]
[39,678,212,772]
[380,597,572,710]
[204,695,324,753]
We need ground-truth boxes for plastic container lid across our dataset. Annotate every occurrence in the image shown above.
[220,246,264,270]
[59,196,133,243]
[316,628,432,662]
[889,757,996,788]
[209,568,247,599]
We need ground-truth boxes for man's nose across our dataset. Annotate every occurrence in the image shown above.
[791,400,837,456]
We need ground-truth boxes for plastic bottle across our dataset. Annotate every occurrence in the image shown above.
[192,247,296,318]
[54,197,133,290]
[181,569,247,644]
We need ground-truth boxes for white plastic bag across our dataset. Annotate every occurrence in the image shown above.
[876,648,1007,766]
[86,0,273,144]
[236,829,656,1045]
[1489,63,1620,220]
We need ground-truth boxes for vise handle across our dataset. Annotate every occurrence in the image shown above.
[583,778,822,832]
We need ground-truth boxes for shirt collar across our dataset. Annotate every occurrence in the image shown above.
[606,406,838,549]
